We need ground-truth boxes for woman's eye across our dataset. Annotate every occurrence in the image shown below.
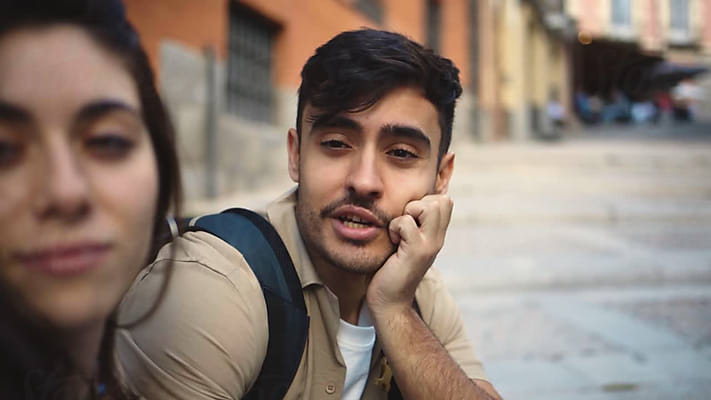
[321,139,349,149]
[387,148,418,159]
[0,140,23,167]
[85,134,134,159]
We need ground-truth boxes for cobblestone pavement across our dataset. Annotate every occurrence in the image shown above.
[455,287,711,400]
[190,122,711,399]
[437,123,711,399]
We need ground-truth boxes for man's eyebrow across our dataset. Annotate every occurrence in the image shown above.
[76,99,140,123]
[310,114,362,132]
[381,124,431,150]
[0,100,32,124]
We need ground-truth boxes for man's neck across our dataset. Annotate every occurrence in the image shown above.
[312,260,371,325]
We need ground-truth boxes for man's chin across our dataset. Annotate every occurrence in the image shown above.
[324,245,394,275]
[331,261,381,275]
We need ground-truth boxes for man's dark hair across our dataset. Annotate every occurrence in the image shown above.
[296,28,462,159]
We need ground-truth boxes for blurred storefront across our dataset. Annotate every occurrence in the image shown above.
[566,0,711,124]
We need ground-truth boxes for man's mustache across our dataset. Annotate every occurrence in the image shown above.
[320,194,392,226]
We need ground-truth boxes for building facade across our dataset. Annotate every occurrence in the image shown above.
[123,0,579,203]
[125,0,489,203]
[477,0,575,141]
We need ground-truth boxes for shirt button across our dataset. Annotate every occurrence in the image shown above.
[325,383,336,394]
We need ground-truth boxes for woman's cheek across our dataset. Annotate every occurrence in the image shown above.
[93,147,159,260]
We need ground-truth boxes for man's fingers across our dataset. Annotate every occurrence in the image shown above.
[388,218,401,244]
[389,215,419,245]
[403,194,453,236]
[403,201,426,224]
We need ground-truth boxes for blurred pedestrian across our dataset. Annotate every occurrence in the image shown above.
[672,79,704,122]
[653,91,673,125]
[545,90,565,139]
[602,90,631,124]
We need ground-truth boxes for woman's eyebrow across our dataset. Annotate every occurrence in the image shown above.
[0,100,32,124]
[75,99,140,123]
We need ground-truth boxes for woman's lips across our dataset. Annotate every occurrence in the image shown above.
[13,243,112,276]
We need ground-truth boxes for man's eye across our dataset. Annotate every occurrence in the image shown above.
[321,140,349,149]
[387,148,418,159]
[85,134,134,159]
[0,140,23,167]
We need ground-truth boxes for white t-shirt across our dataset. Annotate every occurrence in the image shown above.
[337,307,376,400]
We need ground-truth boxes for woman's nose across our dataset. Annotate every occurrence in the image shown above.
[34,140,90,221]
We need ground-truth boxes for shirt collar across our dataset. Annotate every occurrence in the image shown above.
[266,187,324,289]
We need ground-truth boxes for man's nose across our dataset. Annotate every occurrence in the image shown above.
[35,140,90,221]
[345,150,383,199]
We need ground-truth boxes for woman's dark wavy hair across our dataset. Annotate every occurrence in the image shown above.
[297,28,463,160]
[0,0,181,398]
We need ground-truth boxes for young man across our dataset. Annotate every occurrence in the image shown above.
[117,29,501,400]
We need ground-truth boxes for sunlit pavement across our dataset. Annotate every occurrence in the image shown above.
[440,121,711,399]
[190,121,711,399]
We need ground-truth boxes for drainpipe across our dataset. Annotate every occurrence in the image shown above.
[204,45,217,199]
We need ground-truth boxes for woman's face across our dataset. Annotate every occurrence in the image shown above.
[0,25,159,330]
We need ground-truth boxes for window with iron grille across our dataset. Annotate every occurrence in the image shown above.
[670,0,689,32]
[426,0,441,52]
[611,0,631,26]
[356,0,383,23]
[227,3,275,122]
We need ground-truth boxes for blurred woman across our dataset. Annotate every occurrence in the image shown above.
[0,0,181,398]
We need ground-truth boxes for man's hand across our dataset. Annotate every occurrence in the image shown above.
[364,194,502,399]
[366,193,453,315]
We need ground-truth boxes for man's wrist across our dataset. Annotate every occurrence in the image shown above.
[368,300,419,328]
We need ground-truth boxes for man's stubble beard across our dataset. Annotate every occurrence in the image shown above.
[294,198,395,275]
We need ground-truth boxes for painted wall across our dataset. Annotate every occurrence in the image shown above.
[126,0,471,90]
[124,0,228,75]
[705,0,711,53]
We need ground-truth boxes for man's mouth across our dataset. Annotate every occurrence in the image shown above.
[329,205,385,242]
[338,214,375,229]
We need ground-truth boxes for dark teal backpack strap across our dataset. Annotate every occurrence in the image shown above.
[188,208,309,400]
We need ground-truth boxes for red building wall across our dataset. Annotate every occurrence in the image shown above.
[124,0,228,76]
[704,0,711,52]
[125,0,472,89]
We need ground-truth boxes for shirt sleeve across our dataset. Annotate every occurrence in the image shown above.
[415,268,488,382]
[115,232,269,399]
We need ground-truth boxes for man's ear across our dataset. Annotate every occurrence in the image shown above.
[434,152,454,194]
[287,128,300,182]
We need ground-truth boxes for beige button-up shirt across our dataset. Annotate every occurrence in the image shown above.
[116,191,486,399]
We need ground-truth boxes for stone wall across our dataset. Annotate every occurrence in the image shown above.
[159,40,291,204]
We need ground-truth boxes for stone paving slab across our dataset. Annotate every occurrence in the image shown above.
[438,222,711,291]
[605,297,711,348]
[454,287,711,400]
[495,380,711,400]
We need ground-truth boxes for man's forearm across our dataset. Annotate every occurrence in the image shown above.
[373,306,501,400]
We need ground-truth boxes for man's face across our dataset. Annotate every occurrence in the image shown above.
[288,86,454,274]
